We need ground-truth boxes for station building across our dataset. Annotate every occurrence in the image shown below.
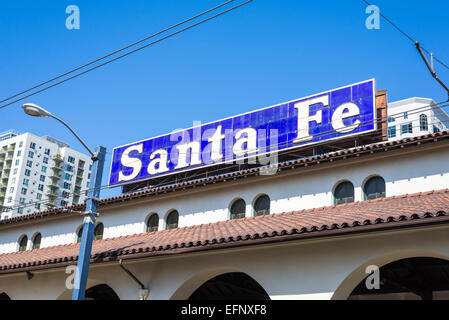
[0,88,449,300]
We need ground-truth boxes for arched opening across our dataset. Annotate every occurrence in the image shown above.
[85,284,120,300]
[230,199,246,220]
[188,272,270,300]
[18,235,28,252]
[363,176,386,200]
[0,292,11,300]
[76,225,83,243]
[94,223,104,240]
[348,257,449,300]
[333,181,355,205]
[31,233,41,250]
[253,195,270,216]
[166,210,179,230]
[146,213,159,232]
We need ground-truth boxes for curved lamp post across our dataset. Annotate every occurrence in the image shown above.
[22,103,106,300]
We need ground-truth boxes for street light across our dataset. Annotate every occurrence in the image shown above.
[22,103,106,300]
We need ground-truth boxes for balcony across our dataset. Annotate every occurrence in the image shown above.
[52,154,64,163]
[51,162,63,170]
[76,171,84,179]
[49,171,62,179]
[4,163,11,170]
[0,190,6,196]
[48,180,60,189]
[0,183,7,190]
[45,199,58,208]
[46,190,59,199]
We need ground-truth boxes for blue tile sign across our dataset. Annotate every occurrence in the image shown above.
[109,79,376,187]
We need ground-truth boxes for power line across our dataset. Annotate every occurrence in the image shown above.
[0,0,255,110]
[362,0,449,71]
[0,0,237,105]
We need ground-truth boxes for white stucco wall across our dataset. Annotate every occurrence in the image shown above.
[0,142,448,254]
[1,223,449,300]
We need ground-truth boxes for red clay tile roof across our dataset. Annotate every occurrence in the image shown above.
[1,189,449,274]
[2,130,449,228]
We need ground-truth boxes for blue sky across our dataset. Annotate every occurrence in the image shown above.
[0,0,448,197]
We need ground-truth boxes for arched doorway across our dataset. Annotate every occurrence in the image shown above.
[0,292,11,300]
[188,272,270,300]
[348,257,449,300]
[85,284,120,300]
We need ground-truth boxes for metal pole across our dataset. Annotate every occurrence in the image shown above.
[72,146,106,300]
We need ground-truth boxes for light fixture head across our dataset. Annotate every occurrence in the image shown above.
[22,103,52,118]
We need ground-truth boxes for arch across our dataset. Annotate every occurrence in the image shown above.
[17,234,28,252]
[145,213,159,232]
[94,223,104,240]
[189,272,270,300]
[75,225,83,243]
[57,279,120,300]
[166,210,179,230]
[31,232,41,250]
[0,292,11,300]
[363,175,386,200]
[230,198,246,220]
[331,250,449,300]
[170,267,269,300]
[420,114,428,131]
[253,194,270,216]
[333,181,355,205]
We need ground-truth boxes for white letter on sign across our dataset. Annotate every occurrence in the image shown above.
[332,102,361,133]
[147,149,169,175]
[118,144,143,182]
[294,95,328,143]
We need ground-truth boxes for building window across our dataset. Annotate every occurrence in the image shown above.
[166,210,179,230]
[37,193,42,200]
[68,156,75,164]
[434,125,440,133]
[23,179,29,186]
[44,148,50,155]
[7,197,12,204]
[334,181,355,205]
[63,182,71,189]
[42,166,47,173]
[43,157,49,164]
[253,195,270,216]
[19,197,25,204]
[364,176,386,200]
[26,160,32,167]
[15,159,19,166]
[25,169,31,177]
[13,168,18,175]
[9,187,14,194]
[60,200,68,207]
[404,112,408,119]
[65,173,73,181]
[94,223,104,240]
[387,116,395,123]
[18,235,28,251]
[230,199,246,220]
[35,203,40,210]
[388,126,396,138]
[28,151,34,158]
[32,233,41,250]
[39,175,45,182]
[17,150,21,157]
[401,123,413,135]
[66,164,73,172]
[18,207,24,214]
[38,184,44,191]
[420,114,428,131]
[30,142,36,149]
[19,141,23,148]
[146,214,159,232]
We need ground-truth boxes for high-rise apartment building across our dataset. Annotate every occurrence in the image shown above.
[0,130,92,219]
